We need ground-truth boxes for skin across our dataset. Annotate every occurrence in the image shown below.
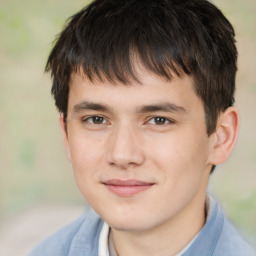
[60,69,239,256]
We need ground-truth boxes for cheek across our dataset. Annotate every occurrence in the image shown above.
[146,135,189,167]
[146,130,209,175]
[68,134,104,176]
[67,136,104,203]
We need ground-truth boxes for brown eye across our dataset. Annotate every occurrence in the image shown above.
[147,116,173,126]
[92,116,104,124]
[85,116,107,124]
[154,117,167,125]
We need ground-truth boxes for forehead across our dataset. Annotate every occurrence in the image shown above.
[68,70,203,114]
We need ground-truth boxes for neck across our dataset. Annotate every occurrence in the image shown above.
[111,194,207,256]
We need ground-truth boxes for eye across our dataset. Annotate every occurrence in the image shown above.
[84,116,108,124]
[147,117,173,125]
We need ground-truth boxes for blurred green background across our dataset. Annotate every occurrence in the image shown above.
[0,0,255,250]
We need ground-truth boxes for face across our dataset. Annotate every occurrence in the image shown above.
[61,71,215,233]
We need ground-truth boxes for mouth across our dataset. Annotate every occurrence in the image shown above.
[102,179,155,197]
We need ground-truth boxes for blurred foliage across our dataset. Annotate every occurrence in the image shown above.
[0,0,90,218]
[0,0,255,246]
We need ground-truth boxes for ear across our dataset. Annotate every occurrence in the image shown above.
[59,113,72,162]
[207,106,240,166]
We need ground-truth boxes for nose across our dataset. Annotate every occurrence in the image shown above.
[107,124,145,169]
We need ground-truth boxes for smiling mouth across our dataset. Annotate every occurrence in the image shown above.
[102,179,155,197]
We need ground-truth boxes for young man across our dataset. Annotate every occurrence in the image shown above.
[29,0,255,255]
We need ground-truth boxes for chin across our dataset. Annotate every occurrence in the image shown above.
[99,210,143,230]
[109,221,149,232]
[103,210,163,233]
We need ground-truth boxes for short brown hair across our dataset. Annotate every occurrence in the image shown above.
[46,0,237,136]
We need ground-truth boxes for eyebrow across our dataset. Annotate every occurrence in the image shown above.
[72,101,113,113]
[137,103,186,114]
[72,101,186,115]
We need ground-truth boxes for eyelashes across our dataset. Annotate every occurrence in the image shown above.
[82,115,175,127]
[146,117,174,125]
[83,116,108,125]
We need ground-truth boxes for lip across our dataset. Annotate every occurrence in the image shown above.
[102,179,154,197]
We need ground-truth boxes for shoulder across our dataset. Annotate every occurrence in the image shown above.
[208,195,256,256]
[186,195,256,256]
[28,208,104,256]
[214,216,256,256]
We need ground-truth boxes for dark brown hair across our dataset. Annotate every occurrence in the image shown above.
[46,0,237,136]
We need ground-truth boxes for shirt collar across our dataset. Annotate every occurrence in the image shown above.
[98,222,111,256]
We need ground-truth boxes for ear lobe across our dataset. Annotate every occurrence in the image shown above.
[59,113,72,162]
[208,107,240,166]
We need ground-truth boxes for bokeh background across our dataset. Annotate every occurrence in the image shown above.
[0,0,255,255]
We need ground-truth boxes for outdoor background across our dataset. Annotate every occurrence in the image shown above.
[0,0,255,255]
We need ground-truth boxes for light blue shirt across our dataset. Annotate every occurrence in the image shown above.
[28,196,255,256]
